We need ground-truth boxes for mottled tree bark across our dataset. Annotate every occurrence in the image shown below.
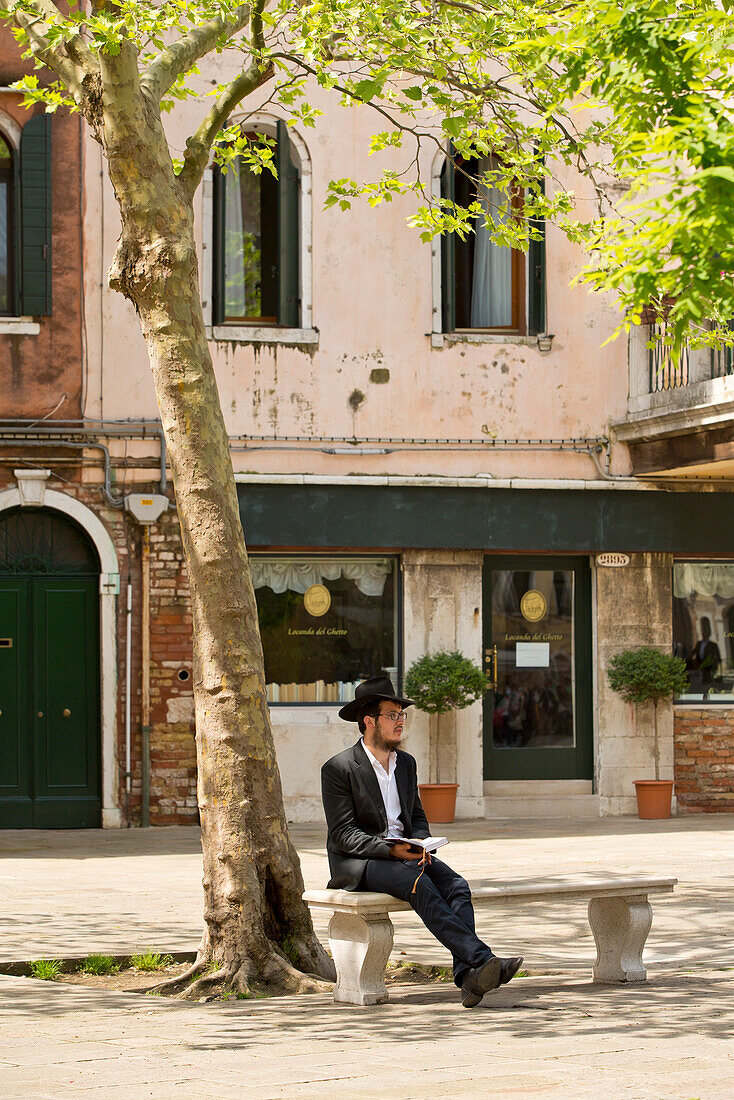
[91,42,333,998]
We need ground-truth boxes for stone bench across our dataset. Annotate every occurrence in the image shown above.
[304,873,677,1005]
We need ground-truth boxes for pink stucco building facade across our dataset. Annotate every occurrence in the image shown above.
[2,59,734,828]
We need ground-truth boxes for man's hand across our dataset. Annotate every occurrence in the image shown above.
[389,842,423,861]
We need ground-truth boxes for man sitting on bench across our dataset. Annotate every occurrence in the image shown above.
[321,675,523,1008]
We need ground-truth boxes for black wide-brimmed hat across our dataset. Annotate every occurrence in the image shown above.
[338,675,414,722]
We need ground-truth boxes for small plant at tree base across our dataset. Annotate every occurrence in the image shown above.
[29,959,62,981]
[130,951,173,972]
[607,647,689,781]
[81,954,120,976]
[405,651,487,783]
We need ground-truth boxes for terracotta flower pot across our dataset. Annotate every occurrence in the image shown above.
[418,783,459,824]
[634,780,674,820]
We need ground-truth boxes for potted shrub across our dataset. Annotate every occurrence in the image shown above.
[606,647,689,819]
[404,650,487,823]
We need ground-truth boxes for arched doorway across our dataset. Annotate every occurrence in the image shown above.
[0,508,102,827]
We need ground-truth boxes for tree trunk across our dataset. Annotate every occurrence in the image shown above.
[96,48,334,998]
[652,702,660,782]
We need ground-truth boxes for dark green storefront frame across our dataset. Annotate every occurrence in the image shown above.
[237,483,734,553]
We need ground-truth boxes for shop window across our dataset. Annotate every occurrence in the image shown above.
[440,152,545,334]
[212,119,299,327]
[0,113,52,317]
[673,562,734,701]
[251,555,399,704]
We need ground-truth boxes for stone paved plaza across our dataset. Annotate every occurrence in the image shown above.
[1,816,733,1097]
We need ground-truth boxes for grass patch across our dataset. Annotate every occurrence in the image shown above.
[81,954,120,976]
[29,958,62,981]
[130,950,173,972]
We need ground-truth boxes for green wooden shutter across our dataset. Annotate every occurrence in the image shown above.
[211,164,225,325]
[527,173,546,335]
[440,149,456,334]
[19,114,52,317]
[276,119,300,328]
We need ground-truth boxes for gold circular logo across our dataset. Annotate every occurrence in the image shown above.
[303,584,331,617]
[520,590,547,622]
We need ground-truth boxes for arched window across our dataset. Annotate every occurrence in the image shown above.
[0,133,14,315]
[440,152,545,336]
[212,120,300,328]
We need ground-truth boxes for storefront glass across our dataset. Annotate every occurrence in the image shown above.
[673,562,734,701]
[490,568,576,748]
[251,555,399,704]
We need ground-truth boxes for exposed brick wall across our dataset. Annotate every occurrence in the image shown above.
[0,469,198,827]
[675,708,734,813]
[147,517,197,825]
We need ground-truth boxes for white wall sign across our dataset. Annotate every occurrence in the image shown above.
[596,553,630,568]
[516,642,550,668]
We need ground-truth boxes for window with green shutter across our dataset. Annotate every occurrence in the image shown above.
[213,121,300,327]
[0,133,14,316]
[440,152,545,336]
[19,114,52,317]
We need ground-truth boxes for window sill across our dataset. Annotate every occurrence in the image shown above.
[674,699,734,708]
[209,326,319,347]
[432,332,539,349]
[0,317,41,335]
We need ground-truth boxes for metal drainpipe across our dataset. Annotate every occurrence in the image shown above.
[125,581,133,811]
[141,525,151,828]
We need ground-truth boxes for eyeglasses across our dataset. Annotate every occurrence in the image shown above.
[379,711,408,723]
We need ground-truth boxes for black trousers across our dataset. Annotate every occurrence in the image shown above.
[361,856,493,988]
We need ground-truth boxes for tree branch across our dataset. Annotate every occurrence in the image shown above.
[140,3,253,103]
[177,60,272,199]
[0,0,96,99]
[177,0,271,198]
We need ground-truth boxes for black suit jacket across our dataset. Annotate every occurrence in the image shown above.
[321,739,431,889]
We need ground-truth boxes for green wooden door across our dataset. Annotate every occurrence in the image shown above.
[0,579,33,826]
[32,578,100,827]
[0,509,101,828]
[482,556,593,780]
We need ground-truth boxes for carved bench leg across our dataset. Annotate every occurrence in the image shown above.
[328,910,394,1005]
[588,894,653,983]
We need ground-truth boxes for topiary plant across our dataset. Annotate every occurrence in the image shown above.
[405,650,487,783]
[606,647,689,781]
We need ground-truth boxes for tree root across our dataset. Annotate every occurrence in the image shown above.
[146,956,208,996]
[152,945,334,1002]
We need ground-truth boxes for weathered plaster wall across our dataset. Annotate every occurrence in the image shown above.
[402,550,485,819]
[84,76,632,480]
[594,553,675,815]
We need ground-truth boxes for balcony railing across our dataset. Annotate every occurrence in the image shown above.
[711,344,734,379]
[648,323,734,392]
[648,324,689,391]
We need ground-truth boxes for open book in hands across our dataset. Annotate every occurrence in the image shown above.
[386,835,448,853]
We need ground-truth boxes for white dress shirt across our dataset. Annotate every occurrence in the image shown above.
[361,738,404,838]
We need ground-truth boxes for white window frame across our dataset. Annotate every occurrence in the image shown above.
[201,113,316,345]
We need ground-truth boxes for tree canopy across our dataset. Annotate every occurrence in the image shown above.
[3,0,733,347]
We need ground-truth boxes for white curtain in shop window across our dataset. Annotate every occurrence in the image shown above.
[224,163,246,316]
[470,156,513,328]
[250,558,392,597]
[674,563,734,599]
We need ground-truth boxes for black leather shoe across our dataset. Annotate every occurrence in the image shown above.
[461,956,502,1008]
[499,956,524,986]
